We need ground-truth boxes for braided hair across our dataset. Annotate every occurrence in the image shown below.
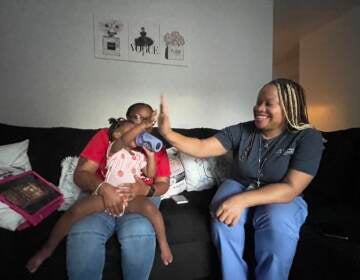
[269,78,312,131]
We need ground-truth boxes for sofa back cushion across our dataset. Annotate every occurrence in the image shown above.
[304,128,360,206]
[0,123,97,184]
[0,124,219,185]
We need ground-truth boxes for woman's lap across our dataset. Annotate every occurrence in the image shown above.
[66,196,161,279]
[210,179,308,279]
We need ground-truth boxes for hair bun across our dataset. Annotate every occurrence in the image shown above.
[108,117,117,125]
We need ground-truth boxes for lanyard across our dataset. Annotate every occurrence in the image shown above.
[256,134,282,187]
[257,136,270,187]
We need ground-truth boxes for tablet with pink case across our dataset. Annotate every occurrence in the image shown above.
[0,170,63,230]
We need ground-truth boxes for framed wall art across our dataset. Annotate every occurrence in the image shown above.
[94,14,189,66]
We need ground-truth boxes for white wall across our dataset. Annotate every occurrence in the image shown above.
[0,0,273,129]
[273,46,299,82]
[299,5,360,131]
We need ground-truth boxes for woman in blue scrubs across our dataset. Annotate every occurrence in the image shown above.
[158,78,324,280]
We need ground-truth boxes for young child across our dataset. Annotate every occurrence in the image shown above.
[26,118,173,273]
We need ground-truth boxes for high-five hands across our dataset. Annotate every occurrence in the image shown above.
[158,95,172,137]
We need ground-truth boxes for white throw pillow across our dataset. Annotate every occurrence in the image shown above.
[0,139,32,231]
[58,156,82,211]
[0,139,32,175]
[179,152,218,192]
[0,202,26,231]
[161,148,187,199]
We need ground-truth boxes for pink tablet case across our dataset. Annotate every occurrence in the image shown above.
[0,170,64,230]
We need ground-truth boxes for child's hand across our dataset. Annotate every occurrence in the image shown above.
[142,146,155,157]
[142,110,157,128]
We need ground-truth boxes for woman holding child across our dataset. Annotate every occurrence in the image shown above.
[66,103,171,280]
[158,78,324,280]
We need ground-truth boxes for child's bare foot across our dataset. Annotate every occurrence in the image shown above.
[26,247,52,273]
[160,242,173,266]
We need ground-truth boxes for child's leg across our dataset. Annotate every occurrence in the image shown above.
[26,195,105,273]
[126,197,173,265]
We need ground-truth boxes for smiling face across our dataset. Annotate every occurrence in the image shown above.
[253,84,286,138]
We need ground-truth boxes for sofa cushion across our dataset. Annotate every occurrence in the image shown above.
[160,189,216,245]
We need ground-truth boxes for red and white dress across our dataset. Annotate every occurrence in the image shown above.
[105,148,147,187]
[80,128,171,182]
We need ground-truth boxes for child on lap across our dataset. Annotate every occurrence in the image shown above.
[26,118,173,273]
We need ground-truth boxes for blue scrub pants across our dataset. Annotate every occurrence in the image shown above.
[210,179,308,280]
[66,197,160,280]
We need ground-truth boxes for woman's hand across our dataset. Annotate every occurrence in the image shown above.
[100,183,132,216]
[121,177,150,197]
[158,95,173,137]
[215,195,245,227]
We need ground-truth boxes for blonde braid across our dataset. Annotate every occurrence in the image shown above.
[286,84,296,126]
[277,84,291,124]
[275,80,312,131]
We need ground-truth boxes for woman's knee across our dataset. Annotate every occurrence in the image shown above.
[211,217,246,244]
[68,212,114,239]
[210,179,246,213]
[253,203,306,238]
[116,213,155,240]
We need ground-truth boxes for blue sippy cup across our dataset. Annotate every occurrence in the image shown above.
[135,132,163,152]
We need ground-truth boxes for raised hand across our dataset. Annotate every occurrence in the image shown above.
[158,95,172,137]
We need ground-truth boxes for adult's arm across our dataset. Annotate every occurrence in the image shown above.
[129,175,170,197]
[143,149,156,178]
[74,157,131,216]
[111,122,147,154]
[111,114,157,155]
[158,95,228,158]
